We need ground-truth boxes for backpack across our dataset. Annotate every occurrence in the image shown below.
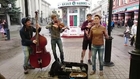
[49,59,62,77]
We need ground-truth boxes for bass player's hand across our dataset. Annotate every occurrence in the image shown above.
[33,40,37,44]
[36,23,40,29]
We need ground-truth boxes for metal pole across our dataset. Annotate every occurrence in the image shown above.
[104,0,114,66]
[5,13,10,40]
[41,11,43,23]
[25,0,29,17]
[129,3,140,79]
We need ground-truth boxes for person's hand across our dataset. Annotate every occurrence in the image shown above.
[105,36,109,39]
[86,23,92,28]
[33,40,37,44]
[85,29,88,35]
[36,23,40,29]
[86,25,91,28]
[62,26,69,30]
[53,23,58,28]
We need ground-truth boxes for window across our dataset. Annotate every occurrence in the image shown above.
[117,0,119,6]
[69,7,78,13]
[123,0,127,4]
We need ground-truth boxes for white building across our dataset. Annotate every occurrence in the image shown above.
[16,0,51,23]
[100,0,108,22]
[91,5,102,17]
[50,8,63,19]
[90,0,108,22]
[58,0,91,37]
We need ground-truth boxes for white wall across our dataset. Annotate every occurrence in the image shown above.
[50,8,63,19]
[15,0,51,19]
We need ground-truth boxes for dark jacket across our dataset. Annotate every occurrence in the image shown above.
[19,26,41,46]
[81,20,93,40]
[127,19,133,27]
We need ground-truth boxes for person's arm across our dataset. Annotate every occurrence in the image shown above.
[131,25,134,35]
[88,27,93,39]
[60,26,69,33]
[81,22,88,31]
[103,27,109,39]
[19,30,33,45]
[46,23,52,29]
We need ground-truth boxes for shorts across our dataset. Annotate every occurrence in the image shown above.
[82,39,91,50]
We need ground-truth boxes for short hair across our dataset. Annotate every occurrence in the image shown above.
[94,14,101,19]
[87,14,92,17]
[51,14,57,19]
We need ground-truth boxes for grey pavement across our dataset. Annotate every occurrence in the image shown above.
[0,25,134,79]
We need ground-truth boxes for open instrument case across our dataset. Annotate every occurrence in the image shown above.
[58,61,88,79]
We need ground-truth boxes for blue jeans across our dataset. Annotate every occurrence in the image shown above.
[91,45,104,71]
[51,38,64,62]
[22,46,31,67]
[124,37,129,45]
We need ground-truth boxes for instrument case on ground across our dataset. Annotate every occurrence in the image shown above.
[58,61,88,79]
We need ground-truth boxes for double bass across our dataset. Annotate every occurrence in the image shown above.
[29,11,51,68]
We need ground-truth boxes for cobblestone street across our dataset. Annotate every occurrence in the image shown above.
[0,26,134,79]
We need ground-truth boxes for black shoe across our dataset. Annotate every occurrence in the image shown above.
[80,60,83,63]
[23,66,28,74]
[24,70,28,74]
[88,59,92,65]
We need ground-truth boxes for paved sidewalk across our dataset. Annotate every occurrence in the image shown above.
[0,26,134,79]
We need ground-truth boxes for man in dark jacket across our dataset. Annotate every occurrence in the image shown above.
[19,17,41,74]
[80,14,94,65]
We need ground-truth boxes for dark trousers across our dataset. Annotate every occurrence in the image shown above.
[130,36,135,46]
[51,38,64,62]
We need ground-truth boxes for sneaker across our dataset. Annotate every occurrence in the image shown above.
[80,60,83,63]
[99,71,103,76]
[88,59,92,65]
[90,70,96,75]
[24,70,28,74]
[27,65,35,69]
[23,66,28,74]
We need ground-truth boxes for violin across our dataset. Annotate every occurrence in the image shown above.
[54,20,69,30]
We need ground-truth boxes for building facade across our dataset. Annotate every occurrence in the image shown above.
[90,0,108,22]
[91,5,101,18]
[50,9,63,19]
[16,0,51,24]
[58,0,90,37]
[112,0,139,24]
[100,0,108,23]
